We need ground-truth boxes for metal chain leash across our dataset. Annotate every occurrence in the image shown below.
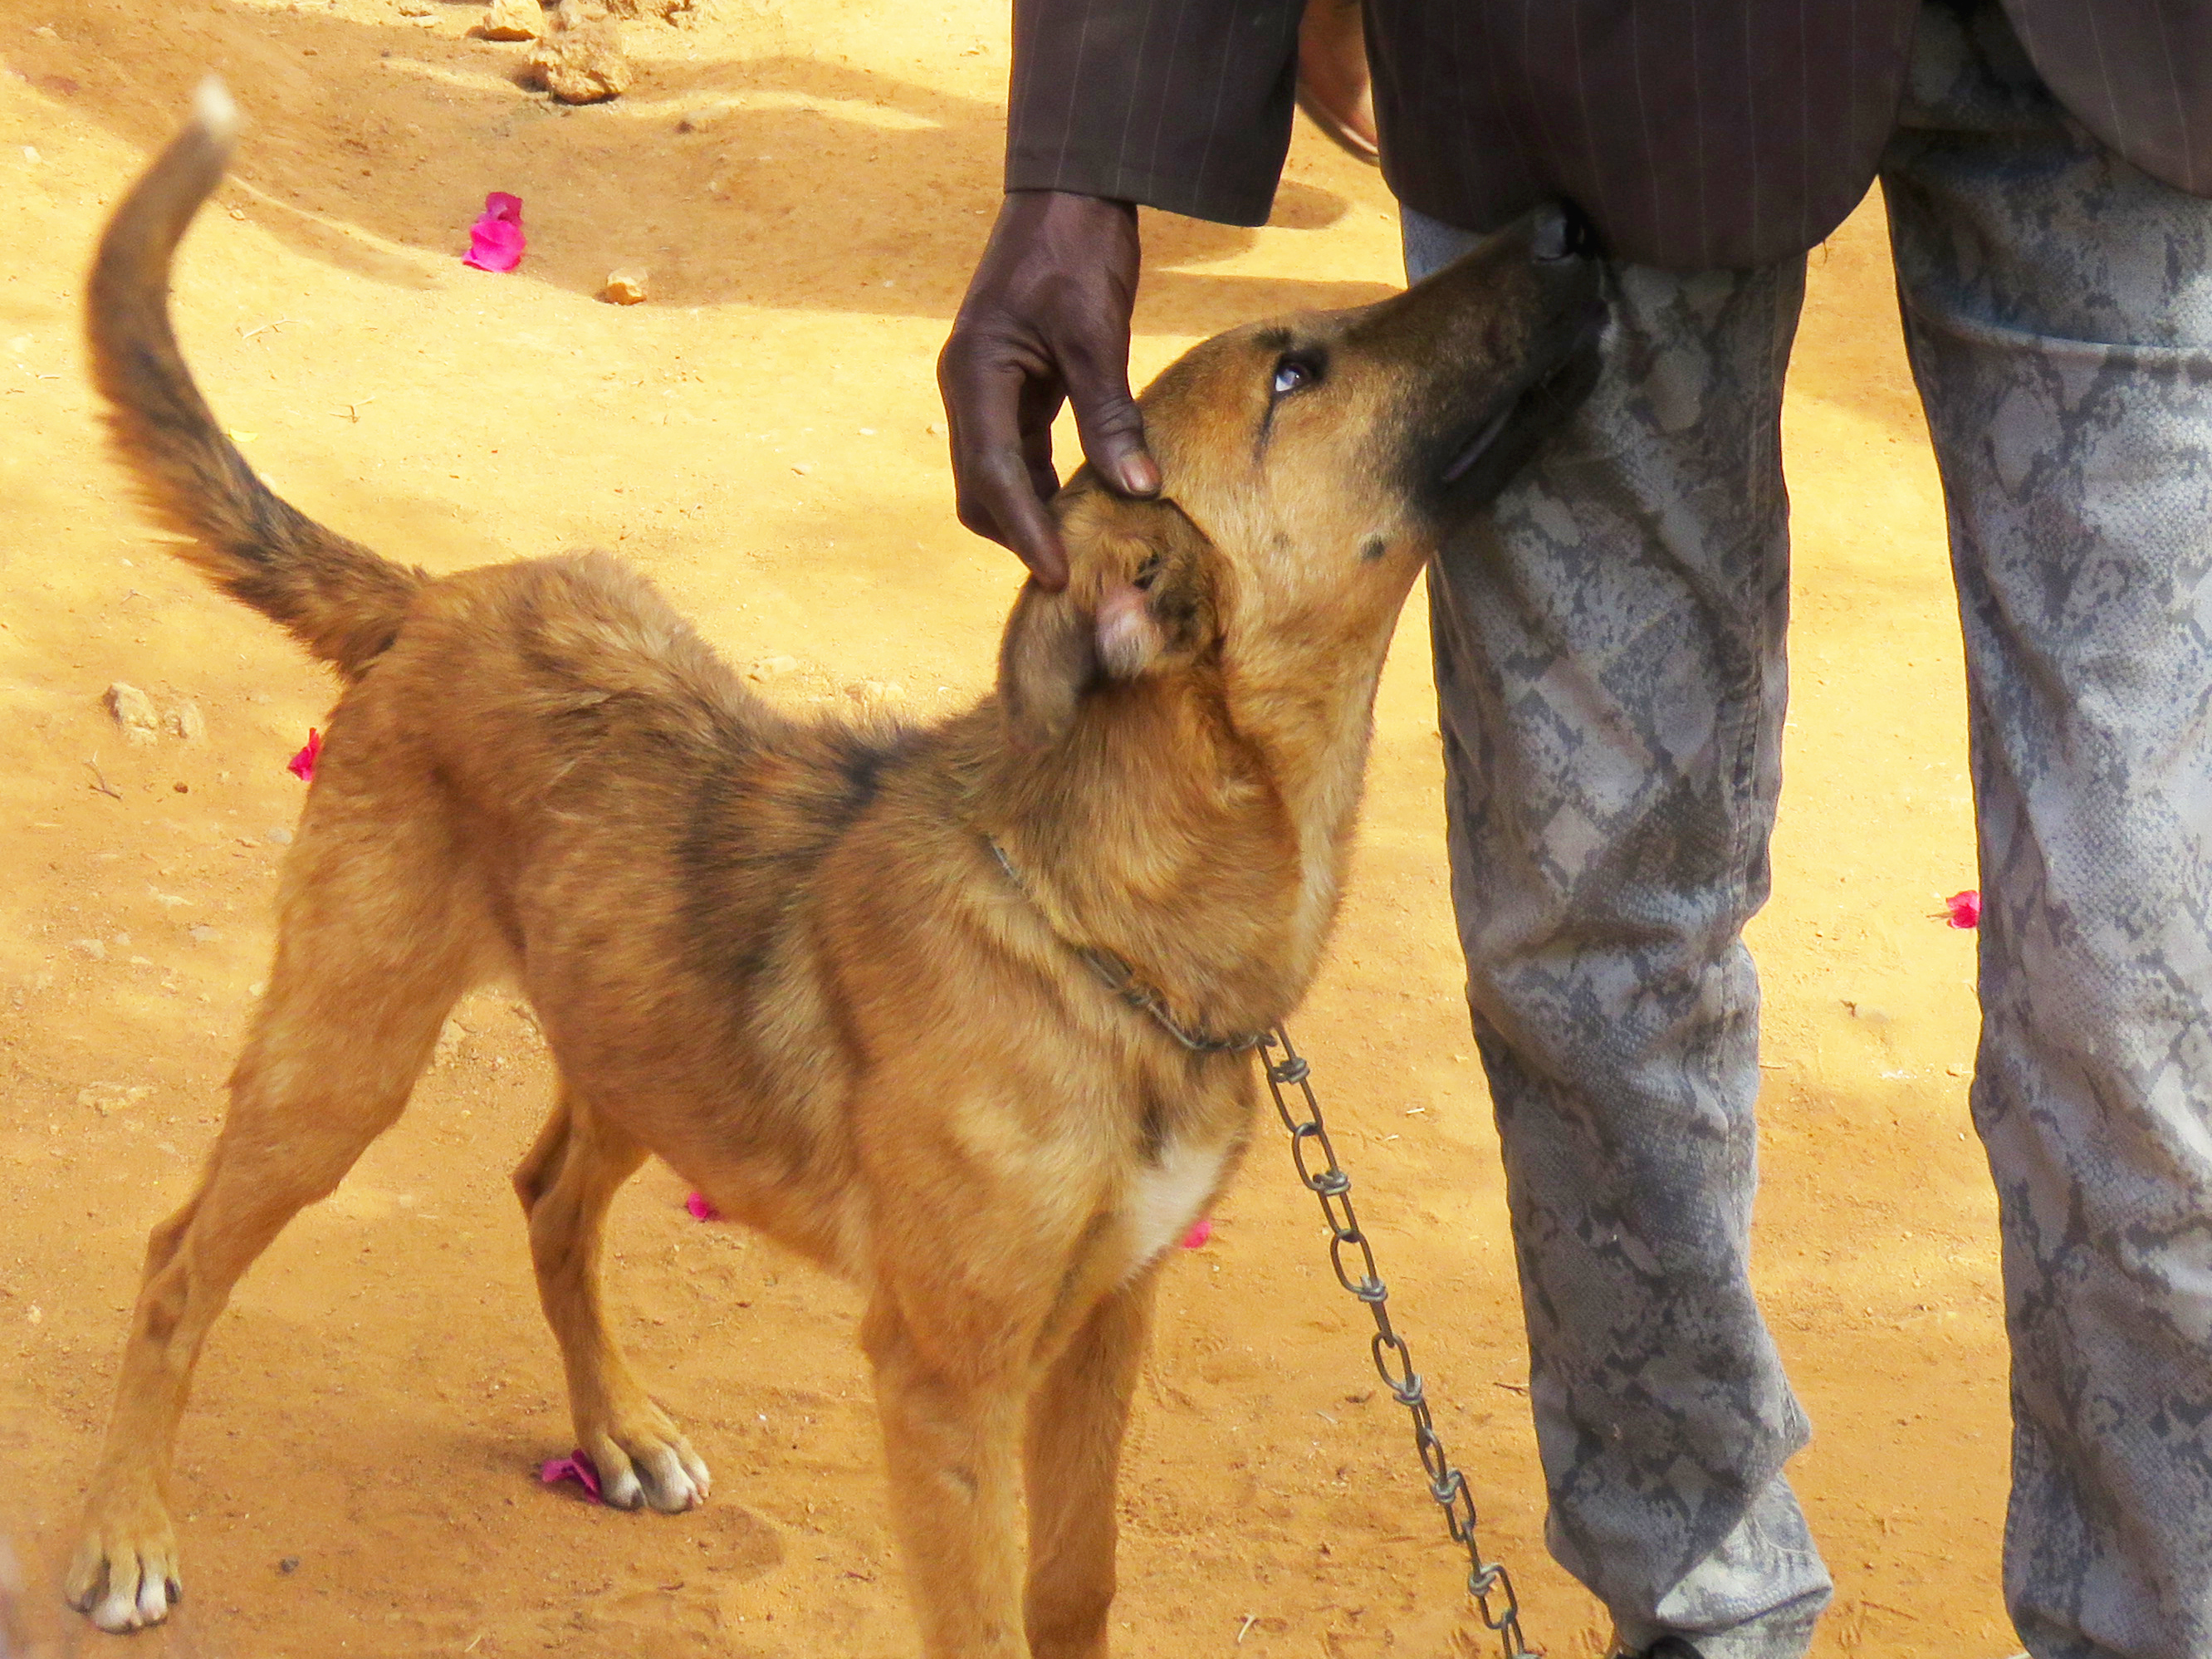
[1259,1025,1537,1659]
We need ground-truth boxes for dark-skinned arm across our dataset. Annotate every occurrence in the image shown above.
[938,0,1304,586]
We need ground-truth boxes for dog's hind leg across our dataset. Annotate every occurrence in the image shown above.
[514,1088,710,1513]
[1022,1271,1160,1659]
[66,819,480,1632]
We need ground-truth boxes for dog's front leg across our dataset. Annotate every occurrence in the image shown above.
[863,1299,1030,1659]
[1022,1269,1161,1659]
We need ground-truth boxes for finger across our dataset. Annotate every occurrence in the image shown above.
[1015,370,1067,506]
[1062,335,1158,498]
[964,445,1068,590]
[942,350,1069,586]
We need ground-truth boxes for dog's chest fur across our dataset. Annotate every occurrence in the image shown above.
[1121,1137,1227,1280]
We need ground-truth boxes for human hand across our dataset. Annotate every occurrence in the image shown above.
[937,190,1159,588]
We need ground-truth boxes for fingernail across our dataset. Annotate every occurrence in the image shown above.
[1123,453,1161,495]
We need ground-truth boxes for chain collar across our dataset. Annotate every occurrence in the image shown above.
[984,837,1268,1055]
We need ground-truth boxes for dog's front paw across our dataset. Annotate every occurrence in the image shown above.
[66,1496,182,1633]
[582,1409,711,1513]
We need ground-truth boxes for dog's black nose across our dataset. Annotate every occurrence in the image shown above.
[1529,202,1598,262]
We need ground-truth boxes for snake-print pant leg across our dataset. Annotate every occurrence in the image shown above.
[1884,21,2212,1658]
[1409,208,1832,1659]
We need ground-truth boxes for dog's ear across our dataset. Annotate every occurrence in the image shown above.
[1108,497,1221,668]
[997,578,1100,752]
[996,492,1223,752]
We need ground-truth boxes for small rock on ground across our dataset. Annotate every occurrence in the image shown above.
[524,0,630,102]
[104,682,159,744]
[603,267,649,305]
[79,1083,153,1114]
[433,1019,470,1067]
[480,0,542,37]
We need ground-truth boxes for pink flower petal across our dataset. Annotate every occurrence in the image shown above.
[462,193,526,272]
[1179,1216,1212,1250]
[539,1450,601,1500]
[684,1192,721,1221]
[1945,889,1981,929]
[286,728,321,782]
[463,222,524,273]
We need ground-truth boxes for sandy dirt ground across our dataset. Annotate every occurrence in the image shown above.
[0,2,2012,1656]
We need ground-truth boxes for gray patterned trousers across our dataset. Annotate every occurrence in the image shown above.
[1405,6,2212,1658]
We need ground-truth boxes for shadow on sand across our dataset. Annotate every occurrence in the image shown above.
[8,0,1397,328]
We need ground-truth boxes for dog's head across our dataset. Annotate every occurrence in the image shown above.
[997,206,1603,751]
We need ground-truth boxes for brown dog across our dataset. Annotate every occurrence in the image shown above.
[67,81,1600,1655]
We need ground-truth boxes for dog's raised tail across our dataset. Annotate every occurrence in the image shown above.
[86,78,424,678]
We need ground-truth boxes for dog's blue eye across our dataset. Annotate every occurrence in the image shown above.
[1272,358,1313,395]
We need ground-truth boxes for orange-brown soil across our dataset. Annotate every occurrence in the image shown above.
[0,2,2003,1655]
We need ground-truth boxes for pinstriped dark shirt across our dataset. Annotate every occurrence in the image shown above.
[1005,0,2212,271]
